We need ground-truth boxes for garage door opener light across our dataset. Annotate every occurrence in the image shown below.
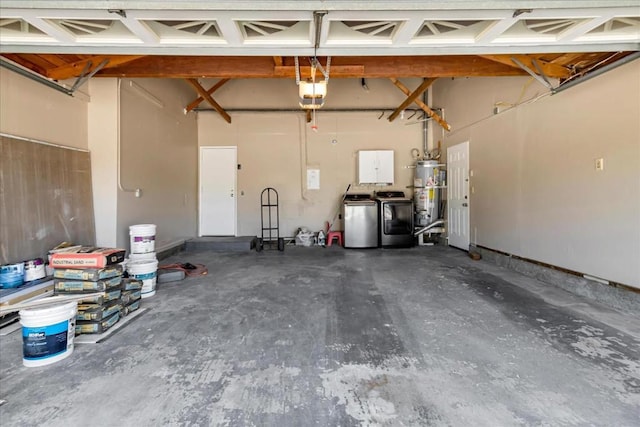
[295,56,331,111]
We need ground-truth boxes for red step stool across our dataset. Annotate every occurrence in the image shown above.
[325,222,343,247]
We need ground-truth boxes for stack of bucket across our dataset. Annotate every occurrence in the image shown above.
[0,258,46,289]
[127,224,158,298]
[0,263,25,288]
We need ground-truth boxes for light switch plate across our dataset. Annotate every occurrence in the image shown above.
[595,158,604,171]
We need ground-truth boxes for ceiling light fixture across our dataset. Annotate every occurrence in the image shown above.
[296,56,330,110]
[299,80,327,108]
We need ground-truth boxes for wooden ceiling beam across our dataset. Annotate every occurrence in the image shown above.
[93,55,528,79]
[185,78,231,123]
[184,78,230,113]
[389,78,451,132]
[102,56,277,78]
[547,53,585,67]
[1,54,49,76]
[349,56,525,78]
[479,54,570,79]
[38,54,73,68]
[46,55,144,80]
[274,65,365,79]
[0,52,624,81]
[388,77,437,122]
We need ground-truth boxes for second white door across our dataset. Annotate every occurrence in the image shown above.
[199,146,237,236]
[447,141,470,250]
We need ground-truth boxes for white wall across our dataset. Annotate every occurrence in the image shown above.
[434,60,640,288]
[116,79,198,249]
[0,69,199,252]
[197,78,426,236]
[88,79,119,247]
[0,67,88,149]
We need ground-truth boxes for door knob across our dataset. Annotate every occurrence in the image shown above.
[462,203,468,207]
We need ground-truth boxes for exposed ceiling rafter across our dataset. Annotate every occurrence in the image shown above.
[388,77,437,122]
[185,78,231,123]
[46,55,144,80]
[389,78,451,131]
[184,78,230,113]
[0,2,637,99]
[479,54,570,79]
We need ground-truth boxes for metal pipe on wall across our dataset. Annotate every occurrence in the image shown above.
[423,89,429,158]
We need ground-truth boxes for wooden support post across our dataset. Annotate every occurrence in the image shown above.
[305,110,312,123]
[389,78,451,131]
[388,77,437,122]
[185,78,232,123]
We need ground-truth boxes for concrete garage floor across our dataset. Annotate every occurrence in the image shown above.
[1,246,639,426]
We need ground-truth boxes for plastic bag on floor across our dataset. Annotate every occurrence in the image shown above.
[295,228,315,247]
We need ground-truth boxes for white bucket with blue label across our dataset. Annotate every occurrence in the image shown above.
[0,262,25,288]
[20,301,77,367]
[127,259,158,298]
[129,224,156,254]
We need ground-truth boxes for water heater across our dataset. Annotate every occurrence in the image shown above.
[413,160,443,227]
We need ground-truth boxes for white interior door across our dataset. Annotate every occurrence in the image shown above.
[447,141,470,250]
[199,146,237,236]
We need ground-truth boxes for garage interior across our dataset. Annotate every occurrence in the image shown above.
[0,1,639,425]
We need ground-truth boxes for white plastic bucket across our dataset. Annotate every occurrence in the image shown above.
[128,252,157,261]
[127,259,158,298]
[0,262,25,288]
[129,224,156,254]
[20,301,77,367]
[24,258,46,282]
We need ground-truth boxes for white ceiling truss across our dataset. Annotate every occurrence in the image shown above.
[0,3,639,55]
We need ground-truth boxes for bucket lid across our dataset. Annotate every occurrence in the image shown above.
[19,300,77,316]
[129,223,156,230]
[1,262,25,273]
[24,258,44,266]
